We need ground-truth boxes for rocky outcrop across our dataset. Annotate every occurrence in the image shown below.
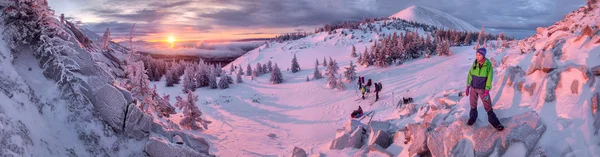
[91,84,128,133]
[369,130,392,149]
[592,66,600,76]
[145,135,211,157]
[291,146,308,157]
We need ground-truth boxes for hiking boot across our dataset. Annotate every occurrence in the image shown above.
[467,108,477,126]
[467,118,476,125]
[494,124,504,131]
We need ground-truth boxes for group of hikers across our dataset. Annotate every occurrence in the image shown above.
[357,76,383,101]
[350,48,504,131]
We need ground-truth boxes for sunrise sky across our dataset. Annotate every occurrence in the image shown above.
[48,0,584,43]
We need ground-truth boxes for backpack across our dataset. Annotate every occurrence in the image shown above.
[379,83,382,90]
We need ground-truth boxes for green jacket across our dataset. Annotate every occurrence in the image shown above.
[467,58,493,90]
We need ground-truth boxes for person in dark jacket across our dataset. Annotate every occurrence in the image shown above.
[375,83,382,101]
[466,48,504,131]
[366,79,372,93]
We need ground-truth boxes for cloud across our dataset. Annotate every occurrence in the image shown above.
[54,0,586,40]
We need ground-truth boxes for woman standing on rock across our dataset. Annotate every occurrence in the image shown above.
[466,48,504,131]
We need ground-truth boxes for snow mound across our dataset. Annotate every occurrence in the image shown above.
[390,5,479,32]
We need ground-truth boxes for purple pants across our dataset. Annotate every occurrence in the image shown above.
[470,88,493,112]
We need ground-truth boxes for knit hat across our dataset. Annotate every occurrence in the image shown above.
[476,48,487,57]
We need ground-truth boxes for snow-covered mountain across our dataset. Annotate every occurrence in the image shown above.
[390,5,479,32]
[177,1,598,156]
[0,1,214,157]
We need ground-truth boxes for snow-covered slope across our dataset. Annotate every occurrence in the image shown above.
[390,5,479,32]
[145,2,600,157]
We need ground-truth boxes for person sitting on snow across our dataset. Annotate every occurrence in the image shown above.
[351,106,364,118]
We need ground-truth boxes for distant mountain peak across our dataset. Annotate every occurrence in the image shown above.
[390,5,478,32]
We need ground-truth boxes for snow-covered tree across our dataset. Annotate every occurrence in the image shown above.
[256,63,263,75]
[313,59,323,79]
[236,69,243,84]
[230,65,234,74]
[323,57,327,68]
[344,61,357,81]
[316,58,319,66]
[291,54,300,73]
[336,74,345,90]
[125,61,151,101]
[155,93,176,118]
[165,67,180,87]
[351,45,357,57]
[182,65,197,93]
[246,64,252,76]
[325,60,339,88]
[267,61,273,72]
[262,64,268,74]
[209,67,218,89]
[270,64,284,84]
[175,91,211,130]
[218,76,229,89]
[225,74,234,84]
[101,28,111,50]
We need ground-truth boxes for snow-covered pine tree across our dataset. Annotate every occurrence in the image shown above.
[175,91,211,130]
[270,63,284,84]
[101,28,111,50]
[344,61,357,81]
[230,65,235,74]
[463,32,472,45]
[483,38,488,48]
[165,67,180,87]
[267,61,273,72]
[444,39,452,56]
[325,60,339,89]
[182,65,197,93]
[256,63,262,75]
[125,61,152,102]
[262,64,268,74]
[313,59,323,79]
[155,93,176,118]
[238,64,245,76]
[218,75,229,89]
[316,58,319,66]
[436,38,444,56]
[246,64,252,76]
[291,54,300,73]
[209,66,218,89]
[336,74,345,90]
[351,45,357,57]
[236,69,243,84]
[323,57,327,68]
[357,54,363,64]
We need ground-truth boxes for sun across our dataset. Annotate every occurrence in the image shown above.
[167,35,176,43]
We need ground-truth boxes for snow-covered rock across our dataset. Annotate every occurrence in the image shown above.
[348,126,367,149]
[124,103,152,140]
[592,65,600,76]
[405,123,430,156]
[471,111,546,157]
[506,66,525,87]
[450,139,475,157]
[344,119,366,133]
[91,84,128,133]
[369,121,391,134]
[292,146,308,157]
[369,130,392,149]
[571,80,579,94]
[329,133,350,150]
[145,135,210,157]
